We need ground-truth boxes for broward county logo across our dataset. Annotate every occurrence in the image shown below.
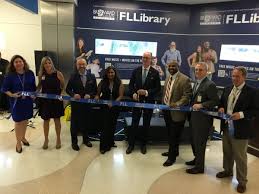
[93,9,116,20]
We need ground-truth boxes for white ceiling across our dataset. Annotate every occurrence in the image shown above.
[136,0,239,5]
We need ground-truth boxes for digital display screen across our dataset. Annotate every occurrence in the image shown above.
[220,44,259,63]
[95,38,157,57]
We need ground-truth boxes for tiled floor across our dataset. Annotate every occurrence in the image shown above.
[0,112,258,194]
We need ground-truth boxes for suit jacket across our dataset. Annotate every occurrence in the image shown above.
[128,66,161,102]
[66,72,97,98]
[190,77,219,130]
[219,84,257,139]
[163,72,192,122]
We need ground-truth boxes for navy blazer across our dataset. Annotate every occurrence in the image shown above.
[220,84,257,139]
[128,66,161,102]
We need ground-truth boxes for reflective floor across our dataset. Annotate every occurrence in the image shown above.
[0,112,258,194]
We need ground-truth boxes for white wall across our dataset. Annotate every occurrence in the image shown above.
[0,0,42,74]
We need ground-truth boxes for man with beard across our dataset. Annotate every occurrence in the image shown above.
[202,41,217,80]
[66,58,97,151]
[161,42,182,78]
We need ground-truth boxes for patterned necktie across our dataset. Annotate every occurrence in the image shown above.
[142,68,148,85]
[164,76,173,105]
[81,74,86,87]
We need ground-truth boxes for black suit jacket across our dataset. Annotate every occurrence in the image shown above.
[66,72,97,98]
[190,77,219,130]
[220,84,257,139]
[128,66,161,102]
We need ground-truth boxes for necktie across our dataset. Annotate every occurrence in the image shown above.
[142,68,148,85]
[193,82,198,94]
[164,76,173,105]
[230,87,238,111]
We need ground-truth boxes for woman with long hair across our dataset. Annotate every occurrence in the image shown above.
[37,56,65,149]
[95,66,124,154]
[187,45,203,81]
[75,37,93,61]
[1,55,36,153]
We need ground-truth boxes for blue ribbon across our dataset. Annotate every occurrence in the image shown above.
[21,91,231,120]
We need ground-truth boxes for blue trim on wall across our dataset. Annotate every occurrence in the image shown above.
[9,0,38,14]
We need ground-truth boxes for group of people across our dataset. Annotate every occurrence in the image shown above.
[0,49,256,193]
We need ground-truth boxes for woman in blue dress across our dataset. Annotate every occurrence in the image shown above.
[1,55,36,153]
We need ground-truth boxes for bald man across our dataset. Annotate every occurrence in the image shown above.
[66,58,97,151]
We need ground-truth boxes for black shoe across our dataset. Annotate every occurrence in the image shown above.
[237,184,246,193]
[112,143,117,148]
[162,152,169,157]
[140,145,147,154]
[163,159,176,167]
[21,140,30,146]
[126,145,134,154]
[186,167,204,174]
[16,145,22,153]
[185,159,196,166]
[100,150,106,154]
[84,141,92,148]
[216,171,233,178]
[72,144,80,151]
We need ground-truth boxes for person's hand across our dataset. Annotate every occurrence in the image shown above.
[84,94,91,99]
[170,103,177,108]
[231,112,241,120]
[11,92,21,98]
[73,94,81,100]
[192,103,203,110]
[137,89,146,96]
[218,108,225,113]
[133,93,138,101]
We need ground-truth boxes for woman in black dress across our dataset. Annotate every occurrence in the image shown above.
[75,37,93,61]
[37,56,65,149]
[95,66,124,154]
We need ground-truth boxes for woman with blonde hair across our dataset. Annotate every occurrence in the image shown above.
[37,56,65,149]
[1,55,36,153]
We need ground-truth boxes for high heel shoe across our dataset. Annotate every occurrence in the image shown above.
[21,140,30,146]
[16,145,22,153]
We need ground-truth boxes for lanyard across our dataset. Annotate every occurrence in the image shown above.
[17,72,25,91]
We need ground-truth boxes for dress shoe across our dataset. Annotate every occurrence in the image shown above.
[186,167,204,174]
[56,144,61,149]
[185,159,196,166]
[100,150,106,154]
[72,144,80,151]
[126,146,134,154]
[84,141,92,148]
[237,184,246,193]
[140,145,147,154]
[112,142,117,148]
[162,152,169,157]
[42,141,49,150]
[163,159,176,167]
[216,171,233,178]
[21,140,30,146]
[16,145,22,153]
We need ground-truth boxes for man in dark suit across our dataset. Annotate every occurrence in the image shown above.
[162,61,192,166]
[0,52,9,111]
[66,58,97,151]
[126,52,161,154]
[216,67,257,193]
[186,62,219,174]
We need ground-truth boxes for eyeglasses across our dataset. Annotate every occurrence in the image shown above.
[195,68,205,71]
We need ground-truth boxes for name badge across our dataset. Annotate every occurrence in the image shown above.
[42,76,45,80]
[0,71,2,75]
[197,95,202,102]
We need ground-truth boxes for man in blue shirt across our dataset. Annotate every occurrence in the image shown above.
[161,41,182,77]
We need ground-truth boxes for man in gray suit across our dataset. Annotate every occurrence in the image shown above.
[186,62,219,174]
[162,61,192,166]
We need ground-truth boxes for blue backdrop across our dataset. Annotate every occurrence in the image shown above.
[75,0,259,88]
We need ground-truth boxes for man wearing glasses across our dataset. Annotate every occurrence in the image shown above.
[127,52,161,154]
